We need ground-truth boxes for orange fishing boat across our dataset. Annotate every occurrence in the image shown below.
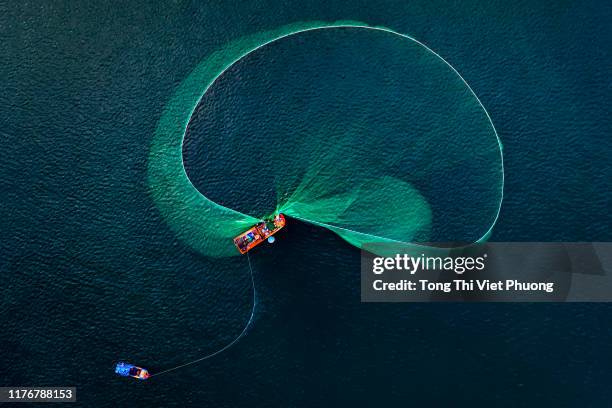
[233,214,286,254]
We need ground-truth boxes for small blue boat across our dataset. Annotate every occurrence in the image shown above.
[115,362,150,380]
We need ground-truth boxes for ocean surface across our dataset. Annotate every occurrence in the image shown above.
[1,1,611,406]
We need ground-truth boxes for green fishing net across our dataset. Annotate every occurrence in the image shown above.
[148,22,504,257]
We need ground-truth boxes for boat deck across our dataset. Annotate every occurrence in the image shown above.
[233,214,286,254]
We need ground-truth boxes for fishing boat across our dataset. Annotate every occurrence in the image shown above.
[115,362,150,380]
[233,214,286,254]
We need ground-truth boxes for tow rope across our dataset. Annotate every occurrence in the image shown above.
[150,252,257,378]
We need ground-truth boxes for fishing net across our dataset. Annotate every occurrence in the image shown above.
[149,22,504,257]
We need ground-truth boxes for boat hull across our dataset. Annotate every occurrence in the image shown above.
[233,214,286,254]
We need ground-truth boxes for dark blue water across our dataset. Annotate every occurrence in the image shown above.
[1,1,611,406]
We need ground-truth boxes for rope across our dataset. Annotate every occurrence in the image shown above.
[150,252,257,377]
